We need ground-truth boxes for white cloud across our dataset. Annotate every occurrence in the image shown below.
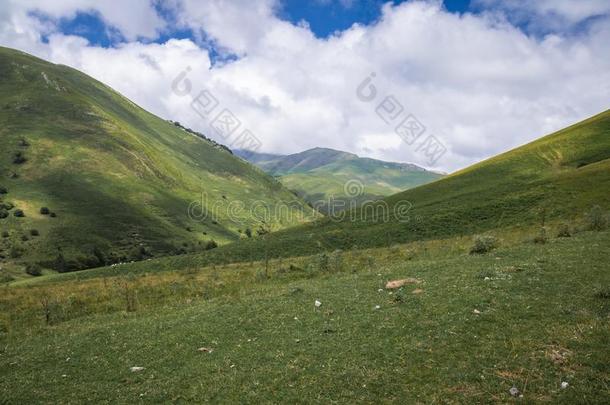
[0,0,609,173]
[2,0,165,41]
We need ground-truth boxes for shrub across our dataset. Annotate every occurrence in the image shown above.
[556,223,571,238]
[9,245,23,258]
[0,202,14,210]
[586,205,607,231]
[393,287,406,303]
[245,228,252,238]
[1,231,9,238]
[50,212,57,218]
[205,240,218,250]
[30,229,39,236]
[40,207,50,215]
[21,235,29,242]
[0,186,7,194]
[469,235,498,254]
[13,151,27,164]
[25,263,42,277]
[0,209,8,219]
[18,138,30,147]
[13,209,25,217]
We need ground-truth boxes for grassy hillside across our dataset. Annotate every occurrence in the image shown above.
[2,228,608,402]
[0,47,316,274]
[236,147,442,213]
[160,109,610,266]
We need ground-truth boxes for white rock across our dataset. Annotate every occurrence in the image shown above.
[378,288,383,292]
[473,309,481,314]
[484,277,490,281]
[130,367,145,372]
[314,300,322,308]
[561,381,569,389]
[374,305,381,310]
[509,386,520,397]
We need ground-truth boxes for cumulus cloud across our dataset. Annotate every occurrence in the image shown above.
[0,0,608,172]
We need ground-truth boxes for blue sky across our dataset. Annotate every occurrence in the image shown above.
[278,0,472,37]
[45,0,477,47]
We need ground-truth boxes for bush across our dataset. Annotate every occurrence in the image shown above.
[13,209,25,217]
[393,287,406,303]
[13,151,27,164]
[1,231,9,238]
[245,228,252,238]
[25,264,42,277]
[0,202,14,210]
[556,223,571,238]
[40,207,50,215]
[9,245,23,258]
[0,209,8,219]
[50,212,57,218]
[469,235,498,254]
[0,186,7,194]
[30,229,40,236]
[205,240,218,250]
[586,205,607,231]
[21,235,29,242]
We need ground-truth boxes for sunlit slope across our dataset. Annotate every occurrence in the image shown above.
[0,47,316,268]
[237,147,442,212]
[165,109,610,265]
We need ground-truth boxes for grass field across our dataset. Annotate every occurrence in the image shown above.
[1,227,608,403]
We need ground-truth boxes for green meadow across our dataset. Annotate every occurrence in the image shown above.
[1,47,609,404]
[1,227,609,403]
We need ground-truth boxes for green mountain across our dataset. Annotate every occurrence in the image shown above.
[236,147,443,213]
[0,47,316,270]
[169,109,610,266]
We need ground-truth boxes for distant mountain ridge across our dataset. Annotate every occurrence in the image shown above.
[236,147,432,175]
[235,147,443,213]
